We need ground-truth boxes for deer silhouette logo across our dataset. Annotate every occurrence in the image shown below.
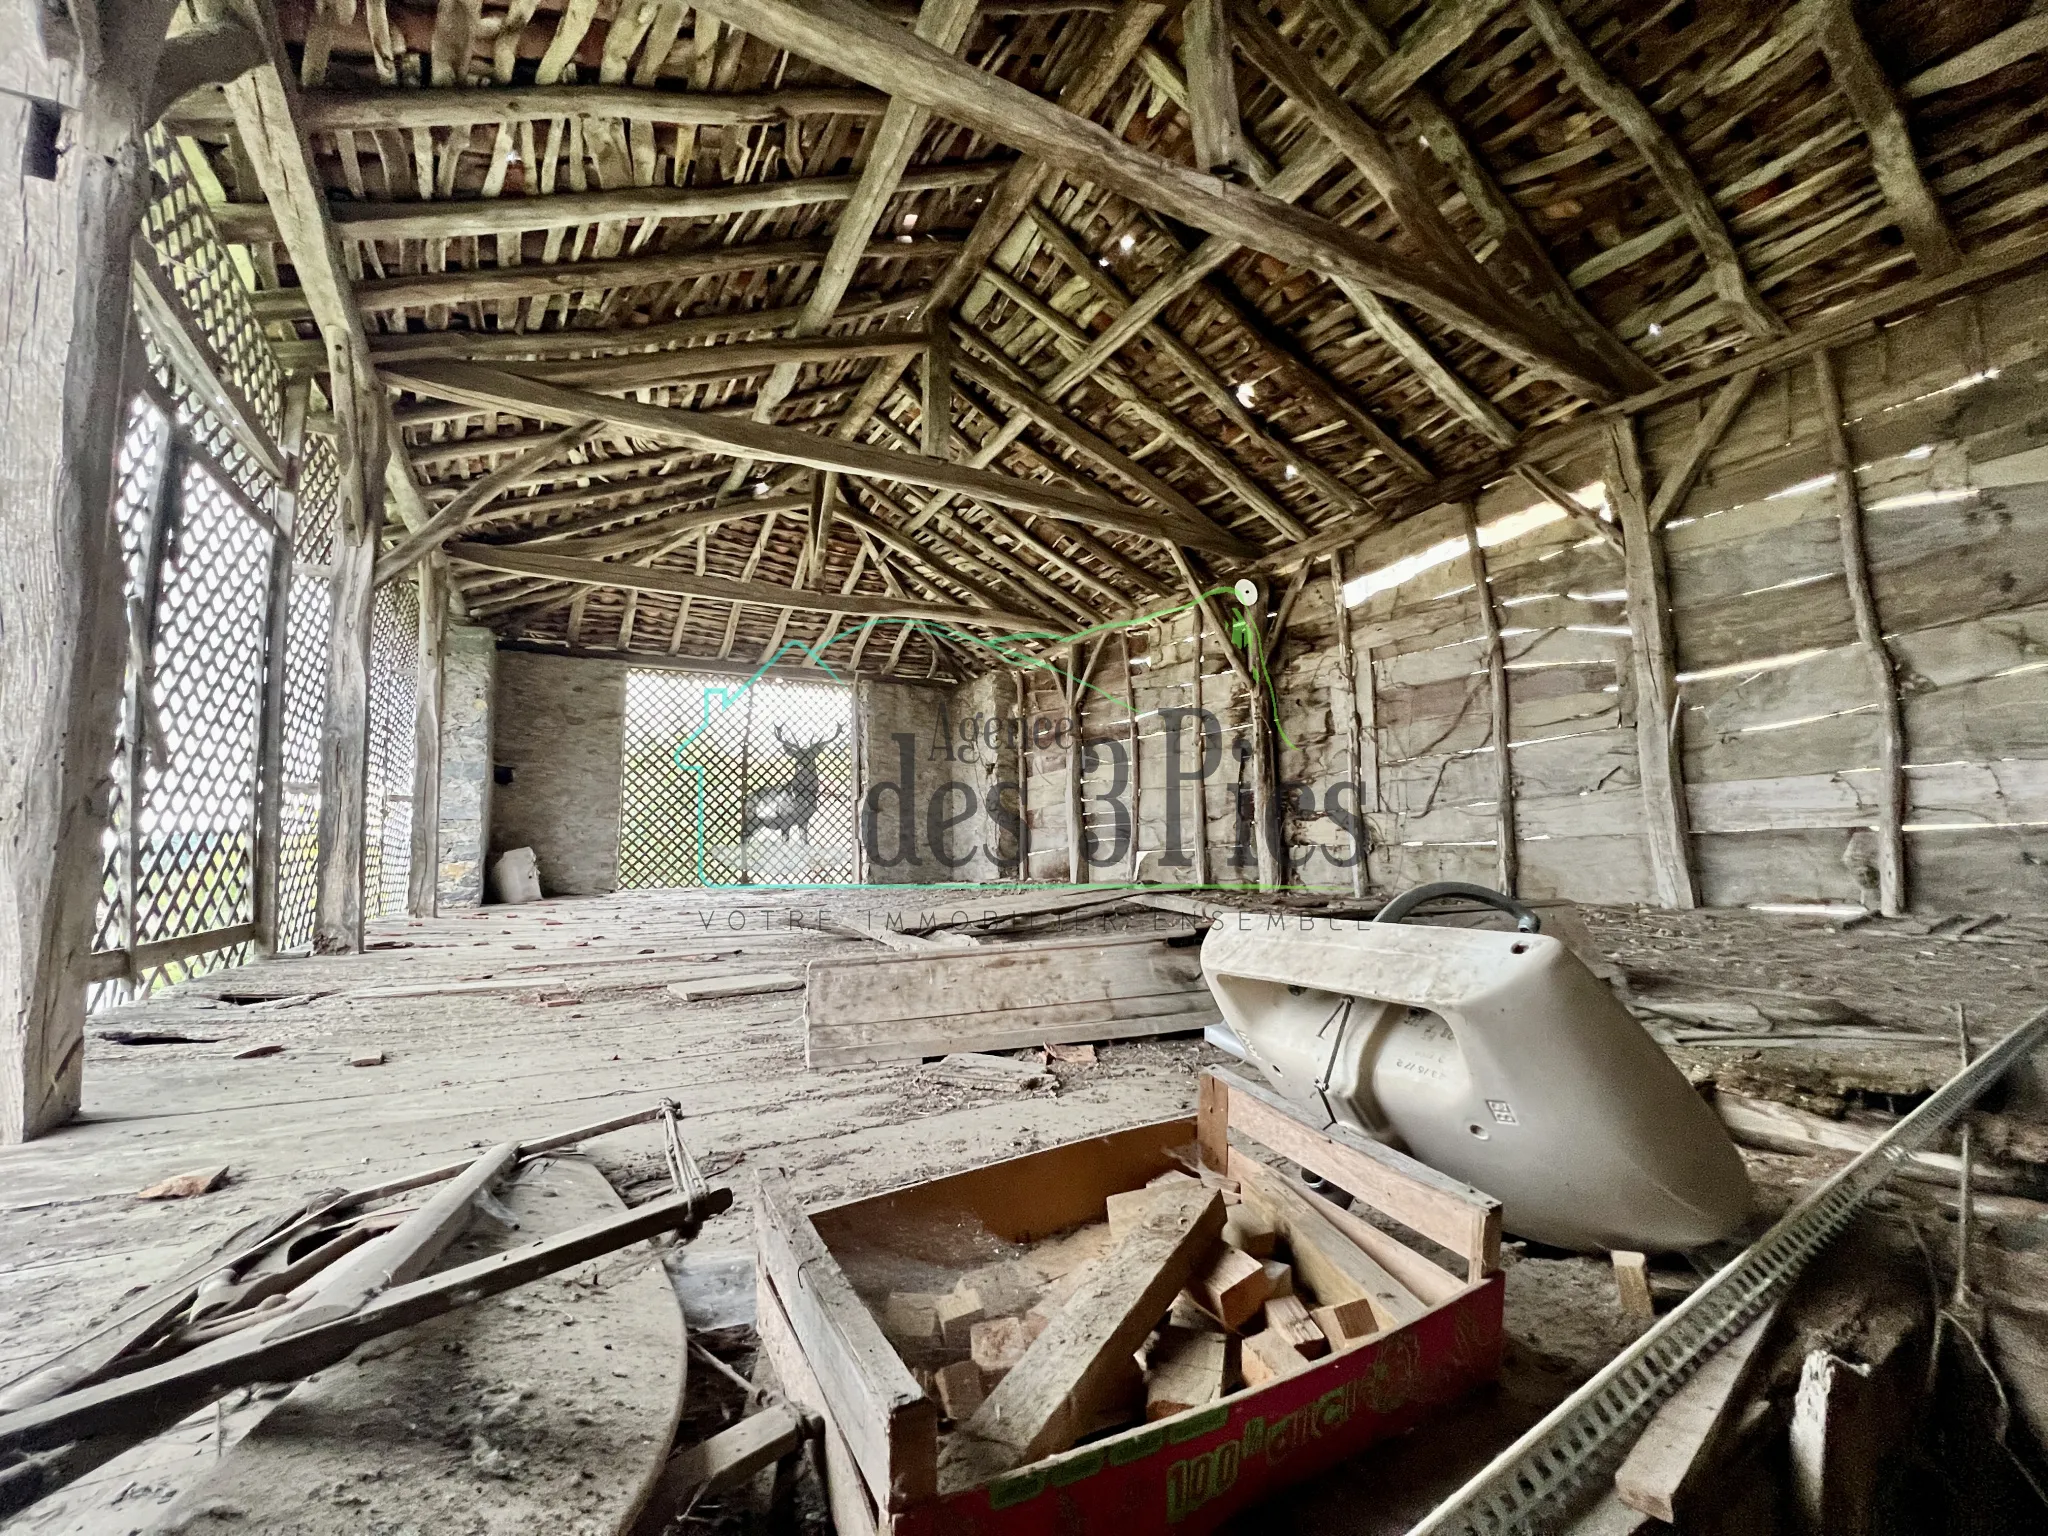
[742,724,843,843]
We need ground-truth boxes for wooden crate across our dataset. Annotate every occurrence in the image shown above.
[754,1069,1505,1534]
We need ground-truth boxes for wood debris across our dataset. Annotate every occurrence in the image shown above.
[921,1053,1055,1094]
[135,1167,229,1201]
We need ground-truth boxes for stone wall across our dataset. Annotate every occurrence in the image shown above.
[489,652,625,896]
[435,625,494,908]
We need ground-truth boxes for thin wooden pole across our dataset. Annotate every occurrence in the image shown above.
[119,424,180,986]
[255,381,310,955]
[406,558,447,917]
[1813,350,1908,915]
[1609,417,1699,909]
[1327,551,1370,898]
[1123,629,1141,883]
[1457,502,1517,897]
[1013,669,1030,880]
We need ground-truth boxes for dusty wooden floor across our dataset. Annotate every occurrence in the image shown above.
[1,889,2036,1534]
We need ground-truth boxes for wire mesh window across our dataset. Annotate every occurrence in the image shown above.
[364,582,419,919]
[619,671,855,889]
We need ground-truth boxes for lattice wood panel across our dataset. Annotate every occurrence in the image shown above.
[364,582,420,919]
[619,670,854,889]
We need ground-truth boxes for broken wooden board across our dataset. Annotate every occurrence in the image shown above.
[156,1153,685,1534]
[803,933,1217,1067]
[940,1185,1225,1489]
[668,972,805,1002]
[1615,1307,1779,1523]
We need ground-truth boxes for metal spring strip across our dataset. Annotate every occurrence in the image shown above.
[1408,1001,2048,1536]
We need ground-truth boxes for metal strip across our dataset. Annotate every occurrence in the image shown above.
[1407,1002,2048,1535]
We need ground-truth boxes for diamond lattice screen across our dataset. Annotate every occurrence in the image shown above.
[128,459,272,990]
[273,438,339,952]
[364,582,419,919]
[619,671,855,888]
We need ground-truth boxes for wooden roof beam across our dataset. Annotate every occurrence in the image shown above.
[383,360,1253,556]
[375,420,605,586]
[688,0,1617,396]
[1520,0,1784,341]
[254,239,959,321]
[217,0,429,533]
[1228,0,1524,447]
[1020,206,1412,503]
[1301,0,1659,396]
[439,545,1047,633]
[211,161,1007,244]
[1807,0,1960,277]
[739,0,982,466]
[170,84,889,131]
[520,334,927,391]
[810,1,1168,458]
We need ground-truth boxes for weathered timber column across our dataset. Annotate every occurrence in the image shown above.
[1456,503,1517,897]
[1608,418,1699,909]
[255,379,310,954]
[0,0,175,1142]
[406,557,447,917]
[312,355,388,952]
[1327,551,1371,898]
[1813,350,1908,915]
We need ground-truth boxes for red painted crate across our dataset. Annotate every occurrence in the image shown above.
[755,1068,1505,1534]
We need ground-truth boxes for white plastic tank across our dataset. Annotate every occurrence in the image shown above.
[1202,897,1753,1253]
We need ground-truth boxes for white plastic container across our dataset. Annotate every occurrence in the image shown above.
[1202,917,1753,1252]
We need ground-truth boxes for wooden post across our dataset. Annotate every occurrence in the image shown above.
[921,318,952,460]
[1327,552,1370,897]
[1456,503,1517,897]
[255,380,310,954]
[313,356,388,953]
[1013,669,1030,880]
[1064,640,1101,884]
[1,5,174,1142]
[1609,418,1699,909]
[1123,629,1141,882]
[1814,350,1908,915]
[406,558,447,918]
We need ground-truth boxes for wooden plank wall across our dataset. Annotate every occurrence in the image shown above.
[1256,270,2048,911]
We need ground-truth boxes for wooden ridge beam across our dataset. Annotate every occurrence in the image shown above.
[170,83,889,131]
[445,542,1047,632]
[1521,0,1784,341]
[687,0,1616,396]
[255,239,958,320]
[1808,0,1960,277]
[211,162,1007,244]
[384,360,1253,556]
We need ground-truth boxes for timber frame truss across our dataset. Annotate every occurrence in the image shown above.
[154,0,2048,677]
